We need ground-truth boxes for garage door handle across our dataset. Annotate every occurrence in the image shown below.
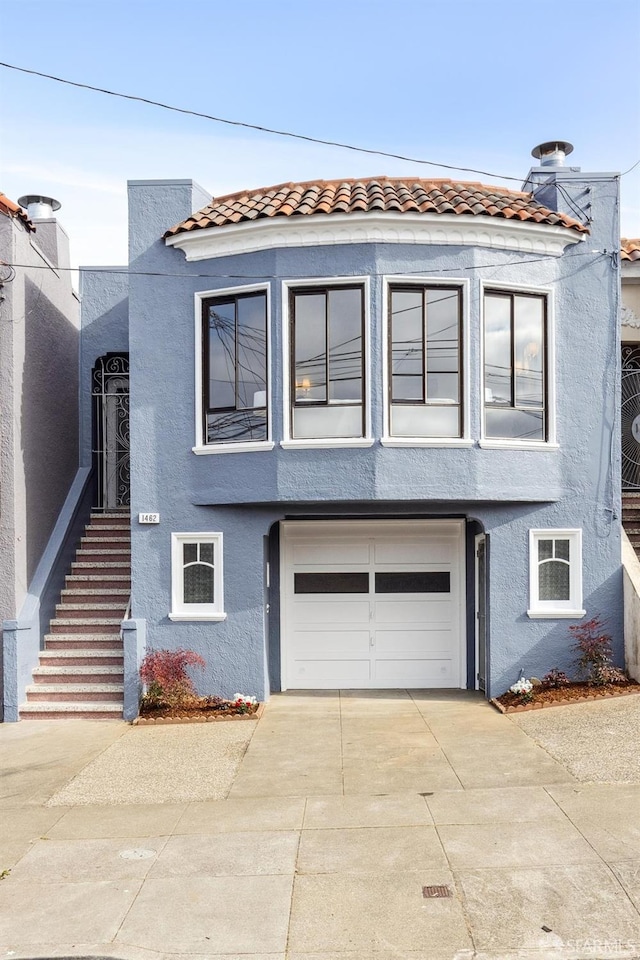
[370,635,375,647]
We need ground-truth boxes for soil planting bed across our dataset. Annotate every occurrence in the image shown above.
[134,698,264,725]
[492,680,640,714]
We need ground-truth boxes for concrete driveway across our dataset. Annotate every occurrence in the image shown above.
[1,690,640,959]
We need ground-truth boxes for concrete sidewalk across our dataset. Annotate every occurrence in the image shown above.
[1,691,640,959]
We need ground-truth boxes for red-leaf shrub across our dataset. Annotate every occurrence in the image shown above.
[140,648,205,707]
[569,617,623,686]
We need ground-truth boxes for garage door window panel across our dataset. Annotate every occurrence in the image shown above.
[375,571,451,593]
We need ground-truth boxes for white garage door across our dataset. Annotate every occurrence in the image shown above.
[281,520,465,689]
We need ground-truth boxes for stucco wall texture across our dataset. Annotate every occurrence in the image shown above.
[83,170,622,700]
[0,214,79,621]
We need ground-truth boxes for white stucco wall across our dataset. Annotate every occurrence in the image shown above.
[622,529,640,681]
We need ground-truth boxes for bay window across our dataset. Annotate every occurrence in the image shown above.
[484,291,547,441]
[388,285,462,438]
[203,291,268,444]
[290,285,364,439]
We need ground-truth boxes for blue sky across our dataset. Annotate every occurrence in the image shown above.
[2,0,639,267]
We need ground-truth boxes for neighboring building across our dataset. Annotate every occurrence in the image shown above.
[0,194,80,717]
[621,239,640,492]
[3,141,625,716]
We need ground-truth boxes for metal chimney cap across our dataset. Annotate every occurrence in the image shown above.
[531,141,574,162]
[17,194,61,213]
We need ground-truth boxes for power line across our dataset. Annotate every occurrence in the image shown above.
[1,60,636,186]
[1,249,611,283]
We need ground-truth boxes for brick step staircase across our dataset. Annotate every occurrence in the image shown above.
[20,512,131,720]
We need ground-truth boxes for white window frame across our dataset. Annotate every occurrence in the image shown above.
[281,276,373,448]
[381,275,472,447]
[528,528,584,619]
[193,284,274,455]
[480,281,558,450]
[169,532,226,621]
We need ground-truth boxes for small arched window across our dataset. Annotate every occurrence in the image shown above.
[170,534,226,621]
[528,529,584,619]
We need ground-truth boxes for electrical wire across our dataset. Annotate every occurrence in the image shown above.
[1,249,610,282]
[1,60,637,186]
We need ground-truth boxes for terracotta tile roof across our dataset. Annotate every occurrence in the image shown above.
[622,238,640,262]
[0,192,35,232]
[165,177,589,239]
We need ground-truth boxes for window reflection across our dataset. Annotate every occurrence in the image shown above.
[484,292,546,441]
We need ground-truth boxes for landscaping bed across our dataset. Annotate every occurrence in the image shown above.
[492,680,640,714]
[134,697,264,725]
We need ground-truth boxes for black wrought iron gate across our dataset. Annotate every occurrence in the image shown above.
[92,354,130,509]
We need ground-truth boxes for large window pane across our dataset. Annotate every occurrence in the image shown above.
[426,289,459,402]
[294,293,326,402]
[206,410,267,443]
[391,290,423,401]
[485,407,544,441]
[328,288,362,401]
[208,301,236,409]
[484,295,512,405]
[515,296,544,407]
[236,295,267,410]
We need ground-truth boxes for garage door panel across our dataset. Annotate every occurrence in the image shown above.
[375,629,454,656]
[374,658,453,683]
[291,659,371,683]
[291,599,370,624]
[292,542,370,564]
[375,599,452,623]
[283,521,464,690]
[374,541,456,563]
[292,630,371,657]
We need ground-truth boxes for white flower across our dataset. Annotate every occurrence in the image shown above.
[510,678,533,695]
[233,693,257,705]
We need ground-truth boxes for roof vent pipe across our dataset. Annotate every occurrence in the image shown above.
[531,141,574,168]
[17,194,61,220]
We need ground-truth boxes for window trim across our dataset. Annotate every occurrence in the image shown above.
[169,532,226,621]
[480,281,556,448]
[282,276,371,446]
[527,528,584,619]
[382,276,470,444]
[193,284,272,454]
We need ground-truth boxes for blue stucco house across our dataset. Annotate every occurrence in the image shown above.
[77,141,621,706]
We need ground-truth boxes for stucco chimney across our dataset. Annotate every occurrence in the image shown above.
[18,194,69,269]
[530,141,574,168]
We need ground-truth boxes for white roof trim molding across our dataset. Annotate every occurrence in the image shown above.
[165,211,585,262]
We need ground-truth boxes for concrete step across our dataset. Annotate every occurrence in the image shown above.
[25,684,124,702]
[19,702,123,720]
[72,562,131,576]
[45,634,123,650]
[80,536,131,547]
[66,574,131,584]
[61,589,130,604]
[49,619,122,635]
[55,603,128,619]
[39,649,124,667]
[33,665,124,683]
[76,548,131,561]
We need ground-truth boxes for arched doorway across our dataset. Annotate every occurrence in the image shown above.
[92,354,130,509]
